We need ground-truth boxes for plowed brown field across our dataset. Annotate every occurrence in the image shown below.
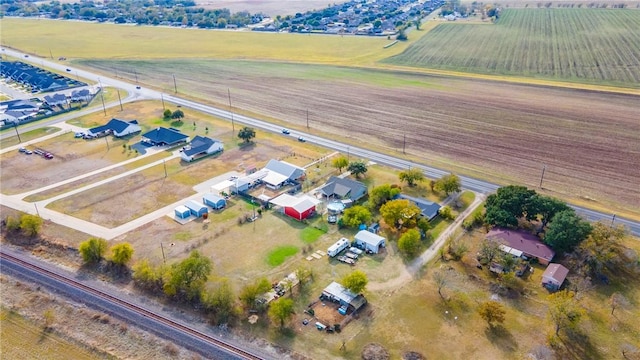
[84,60,640,215]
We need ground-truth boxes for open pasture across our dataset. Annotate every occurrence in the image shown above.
[0,18,406,66]
[79,59,640,218]
[386,9,640,87]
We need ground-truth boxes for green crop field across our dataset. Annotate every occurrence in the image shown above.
[385,9,640,86]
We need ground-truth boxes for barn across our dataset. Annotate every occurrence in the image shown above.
[203,193,226,210]
[184,200,208,218]
[174,205,191,219]
[270,194,321,221]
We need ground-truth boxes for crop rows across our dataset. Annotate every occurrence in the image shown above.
[385,9,640,86]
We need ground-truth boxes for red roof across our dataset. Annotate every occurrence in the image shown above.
[487,228,555,262]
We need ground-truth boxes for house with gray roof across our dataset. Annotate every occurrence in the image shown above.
[43,93,68,107]
[264,159,305,182]
[142,127,189,146]
[396,194,441,221]
[317,176,368,202]
[180,135,223,162]
[89,118,141,138]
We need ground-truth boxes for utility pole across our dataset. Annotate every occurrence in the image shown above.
[539,164,546,188]
[13,123,22,143]
[306,109,309,129]
[34,203,40,217]
[117,89,123,111]
[49,48,53,59]
[134,70,138,84]
[173,74,178,93]
[611,213,616,227]
[403,134,406,154]
[163,160,168,178]
[161,93,165,110]
[99,79,107,116]
[160,242,166,264]
[104,136,110,150]
[228,88,235,134]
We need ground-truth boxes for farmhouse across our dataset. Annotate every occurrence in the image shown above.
[203,193,226,210]
[487,228,555,265]
[321,282,367,313]
[541,263,569,291]
[174,205,191,219]
[180,135,223,162]
[141,127,189,146]
[396,194,441,221]
[317,176,368,202]
[89,118,141,138]
[270,193,320,221]
[354,230,386,254]
[263,159,305,187]
[184,200,208,218]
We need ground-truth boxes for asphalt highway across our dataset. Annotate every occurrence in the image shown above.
[3,48,638,236]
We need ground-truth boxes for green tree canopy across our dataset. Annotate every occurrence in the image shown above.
[529,195,570,230]
[379,199,421,231]
[341,270,368,294]
[478,300,506,328]
[398,168,425,187]
[341,205,372,228]
[574,223,634,277]
[239,277,271,310]
[171,109,184,120]
[132,259,164,292]
[548,290,585,336]
[110,242,134,266]
[347,161,368,178]
[434,174,461,196]
[485,185,537,228]
[369,184,401,210]
[544,210,592,253]
[202,280,236,324]
[163,109,172,119]
[268,297,295,328]
[163,250,212,301]
[79,237,108,264]
[19,214,43,237]
[478,239,501,264]
[237,126,256,143]
[398,229,422,258]
[331,155,349,172]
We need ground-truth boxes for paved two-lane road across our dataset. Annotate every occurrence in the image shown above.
[4,49,639,236]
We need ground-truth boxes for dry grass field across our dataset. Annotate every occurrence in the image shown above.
[80,60,640,219]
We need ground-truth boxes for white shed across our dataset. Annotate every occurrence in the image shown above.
[354,230,386,254]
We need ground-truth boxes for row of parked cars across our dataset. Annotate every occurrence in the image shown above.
[19,147,53,159]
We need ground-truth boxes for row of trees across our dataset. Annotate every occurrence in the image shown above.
[5,213,43,237]
[331,155,368,178]
[78,237,134,267]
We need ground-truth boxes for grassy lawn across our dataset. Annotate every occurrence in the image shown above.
[266,245,299,267]
[299,227,325,244]
[0,127,61,149]
[457,191,475,210]
[0,309,100,360]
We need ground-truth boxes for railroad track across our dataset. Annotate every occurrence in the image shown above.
[0,250,264,360]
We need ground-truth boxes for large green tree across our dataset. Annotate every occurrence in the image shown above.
[529,195,570,231]
[341,205,372,227]
[132,259,164,292]
[398,168,425,187]
[398,229,422,258]
[110,242,134,266]
[544,210,592,253]
[237,126,256,143]
[347,161,368,178]
[380,199,421,231]
[163,250,212,301]
[202,280,236,324]
[573,223,634,277]
[239,278,271,310]
[484,185,537,228]
[434,174,461,196]
[79,237,108,264]
[332,155,349,172]
[268,297,295,329]
[341,270,368,294]
[369,184,401,209]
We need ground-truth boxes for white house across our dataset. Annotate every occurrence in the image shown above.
[541,263,569,291]
[181,136,224,162]
[354,230,386,254]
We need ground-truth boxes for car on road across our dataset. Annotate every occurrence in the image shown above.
[298,137,306,142]
[66,68,71,72]
[281,129,290,134]
[136,86,141,90]
[24,54,29,58]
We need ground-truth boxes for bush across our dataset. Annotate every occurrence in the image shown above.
[79,238,108,264]
[5,216,20,232]
[439,206,455,220]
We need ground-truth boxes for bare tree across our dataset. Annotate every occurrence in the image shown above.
[609,292,630,315]
[622,343,640,360]
[432,270,448,301]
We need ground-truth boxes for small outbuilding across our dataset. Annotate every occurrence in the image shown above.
[184,200,208,218]
[174,205,191,219]
[203,193,226,210]
[542,263,569,291]
[270,194,321,221]
[354,230,386,254]
[321,281,367,313]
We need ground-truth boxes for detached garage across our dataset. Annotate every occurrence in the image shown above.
[270,194,321,221]
[203,193,226,210]
[354,230,386,254]
[174,205,191,219]
[184,200,208,218]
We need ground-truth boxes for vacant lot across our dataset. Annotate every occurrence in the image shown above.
[80,60,640,218]
[386,9,640,87]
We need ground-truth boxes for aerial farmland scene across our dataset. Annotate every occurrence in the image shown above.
[1,0,639,358]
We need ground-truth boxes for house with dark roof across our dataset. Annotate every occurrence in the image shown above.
[89,118,141,138]
[43,93,68,107]
[317,176,367,202]
[262,159,305,189]
[141,127,189,146]
[487,228,555,265]
[71,89,92,102]
[396,194,441,221]
[180,136,223,162]
[542,263,569,291]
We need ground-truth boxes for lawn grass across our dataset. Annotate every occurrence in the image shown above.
[385,9,640,87]
[299,227,325,244]
[457,190,476,211]
[0,308,99,360]
[0,127,61,149]
[266,245,299,267]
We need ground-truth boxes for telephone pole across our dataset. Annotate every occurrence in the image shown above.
[306,109,309,129]
[539,164,546,188]
[228,88,235,134]
[403,134,406,154]
[117,89,123,111]
[173,74,178,93]
[98,79,106,116]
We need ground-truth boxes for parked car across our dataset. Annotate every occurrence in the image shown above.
[281,128,290,134]
[24,149,33,155]
[74,132,85,138]
[328,214,337,224]
[43,152,54,159]
[18,147,27,153]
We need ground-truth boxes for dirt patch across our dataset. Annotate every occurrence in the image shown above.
[309,301,346,328]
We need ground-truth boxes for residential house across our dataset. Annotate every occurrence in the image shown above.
[262,159,305,189]
[180,136,223,162]
[89,118,141,138]
[141,127,189,146]
[317,176,368,202]
[487,228,555,265]
[43,93,68,107]
[396,194,441,221]
[541,263,569,291]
